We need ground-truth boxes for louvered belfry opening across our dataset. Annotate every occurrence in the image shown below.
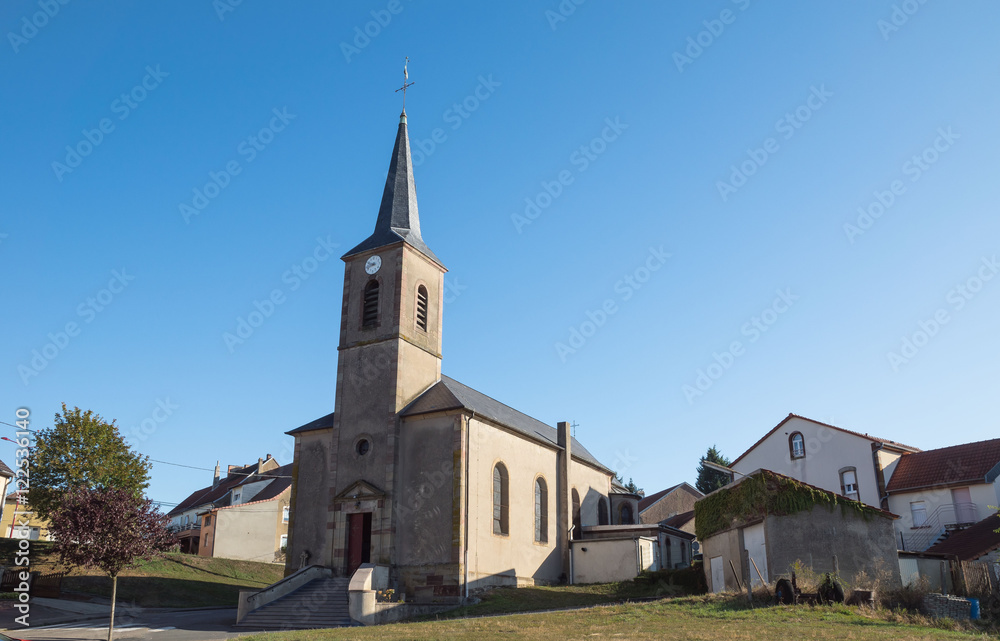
[362,280,379,328]
[416,285,428,331]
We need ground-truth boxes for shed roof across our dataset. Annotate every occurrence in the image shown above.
[926,512,1000,561]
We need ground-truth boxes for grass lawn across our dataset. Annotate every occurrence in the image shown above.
[237,597,999,641]
[63,553,286,607]
[429,579,685,619]
[0,541,284,608]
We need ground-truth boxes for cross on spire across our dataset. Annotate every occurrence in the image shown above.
[395,57,415,110]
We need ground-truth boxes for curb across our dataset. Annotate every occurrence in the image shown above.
[6,605,236,631]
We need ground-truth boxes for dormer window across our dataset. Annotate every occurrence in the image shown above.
[362,280,379,328]
[789,432,805,459]
[416,285,428,332]
[233,491,241,504]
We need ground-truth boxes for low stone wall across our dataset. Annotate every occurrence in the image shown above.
[923,593,971,620]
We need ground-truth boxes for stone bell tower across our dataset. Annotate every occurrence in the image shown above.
[326,109,447,575]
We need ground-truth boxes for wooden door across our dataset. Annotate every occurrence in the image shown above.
[710,556,725,593]
[347,512,372,576]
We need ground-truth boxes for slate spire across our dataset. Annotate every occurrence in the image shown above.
[343,110,442,265]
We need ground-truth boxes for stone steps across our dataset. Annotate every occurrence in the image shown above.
[237,577,354,630]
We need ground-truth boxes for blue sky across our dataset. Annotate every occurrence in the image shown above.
[3,1,998,507]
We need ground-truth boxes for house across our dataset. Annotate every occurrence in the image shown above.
[283,110,634,602]
[696,469,901,593]
[638,483,703,530]
[885,438,1000,551]
[577,521,696,575]
[0,492,51,541]
[199,464,292,563]
[730,414,920,509]
[168,455,290,562]
[0,459,14,534]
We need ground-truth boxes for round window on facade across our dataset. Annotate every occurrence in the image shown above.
[356,438,371,456]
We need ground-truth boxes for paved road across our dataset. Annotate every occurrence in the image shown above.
[17,608,253,641]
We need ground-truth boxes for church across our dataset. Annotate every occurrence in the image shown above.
[283,109,637,602]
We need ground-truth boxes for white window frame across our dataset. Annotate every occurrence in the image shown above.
[282,506,290,523]
[910,501,928,527]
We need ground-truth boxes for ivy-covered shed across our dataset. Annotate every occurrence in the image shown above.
[695,469,901,593]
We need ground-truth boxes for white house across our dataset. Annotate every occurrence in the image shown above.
[730,414,920,510]
[884,438,1000,551]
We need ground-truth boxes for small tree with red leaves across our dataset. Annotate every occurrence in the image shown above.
[48,487,174,641]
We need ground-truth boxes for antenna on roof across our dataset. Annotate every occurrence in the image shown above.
[571,421,579,439]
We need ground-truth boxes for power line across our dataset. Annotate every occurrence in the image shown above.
[149,459,291,478]
[0,422,292,479]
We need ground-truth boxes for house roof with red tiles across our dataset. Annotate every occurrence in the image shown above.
[926,512,1000,561]
[731,413,920,466]
[167,456,282,516]
[886,438,1000,494]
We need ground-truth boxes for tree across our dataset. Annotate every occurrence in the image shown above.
[615,473,644,497]
[696,445,733,495]
[30,404,151,520]
[48,487,174,641]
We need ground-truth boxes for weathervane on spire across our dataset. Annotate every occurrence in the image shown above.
[395,56,415,110]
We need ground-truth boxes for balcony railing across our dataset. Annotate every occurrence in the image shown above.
[901,502,979,551]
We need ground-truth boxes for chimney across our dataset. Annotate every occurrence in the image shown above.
[557,421,572,582]
[213,461,221,488]
[228,464,237,475]
[258,457,264,468]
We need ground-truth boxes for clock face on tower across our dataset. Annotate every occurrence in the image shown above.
[364,255,382,275]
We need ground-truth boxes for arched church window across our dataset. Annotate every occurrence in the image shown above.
[416,285,428,332]
[571,489,581,539]
[493,463,509,535]
[534,477,548,543]
[620,503,633,525]
[362,280,379,328]
[598,497,609,526]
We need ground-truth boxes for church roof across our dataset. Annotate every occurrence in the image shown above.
[402,375,612,474]
[285,411,335,435]
[343,112,443,267]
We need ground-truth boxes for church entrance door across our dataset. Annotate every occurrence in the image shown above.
[347,512,372,576]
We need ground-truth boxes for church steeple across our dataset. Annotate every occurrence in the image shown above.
[343,111,442,266]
